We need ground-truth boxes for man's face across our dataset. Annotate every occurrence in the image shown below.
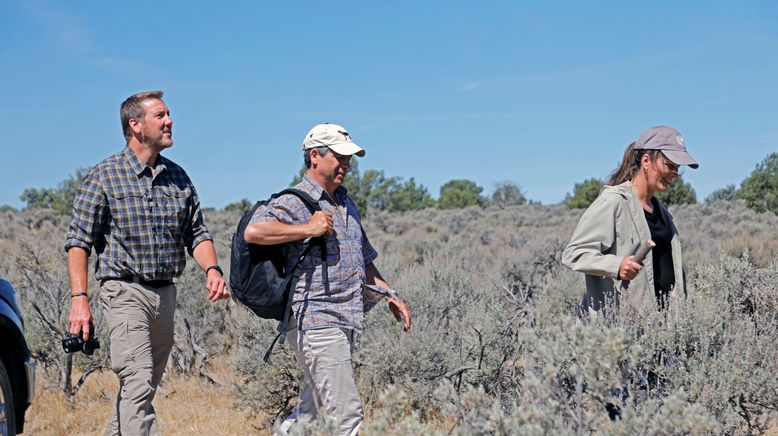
[137,98,173,150]
[314,148,352,188]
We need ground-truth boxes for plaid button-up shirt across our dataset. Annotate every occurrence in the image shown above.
[250,175,378,332]
[65,147,212,281]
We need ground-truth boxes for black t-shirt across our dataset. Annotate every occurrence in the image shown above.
[644,198,675,308]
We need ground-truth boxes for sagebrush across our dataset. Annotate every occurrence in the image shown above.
[4,201,777,434]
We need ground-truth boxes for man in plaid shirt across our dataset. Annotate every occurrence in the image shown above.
[65,91,229,436]
[244,123,411,436]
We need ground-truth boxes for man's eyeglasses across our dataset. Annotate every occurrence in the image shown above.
[330,150,352,164]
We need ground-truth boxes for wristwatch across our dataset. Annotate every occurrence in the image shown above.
[206,265,223,277]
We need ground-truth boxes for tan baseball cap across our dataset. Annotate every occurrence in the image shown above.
[636,126,699,169]
[302,123,365,157]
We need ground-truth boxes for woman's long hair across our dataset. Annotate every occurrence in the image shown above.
[608,142,662,185]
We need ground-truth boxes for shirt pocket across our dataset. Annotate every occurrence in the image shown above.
[159,185,192,231]
[106,185,146,232]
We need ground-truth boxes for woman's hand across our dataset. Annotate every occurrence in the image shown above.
[618,255,643,281]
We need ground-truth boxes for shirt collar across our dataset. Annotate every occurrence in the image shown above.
[301,174,348,201]
[122,146,168,177]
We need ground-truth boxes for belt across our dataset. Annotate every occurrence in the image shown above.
[107,277,175,288]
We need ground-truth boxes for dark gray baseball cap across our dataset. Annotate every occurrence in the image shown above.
[635,126,699,169]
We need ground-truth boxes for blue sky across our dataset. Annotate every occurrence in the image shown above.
[1,1,776,208]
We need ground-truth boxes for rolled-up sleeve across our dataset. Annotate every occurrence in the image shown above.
[65,166,108,255]
[249,196,301,225]
[185,185,213,255]
[362,284,385,312]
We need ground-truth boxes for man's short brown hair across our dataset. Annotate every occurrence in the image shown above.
[120,91,164,140]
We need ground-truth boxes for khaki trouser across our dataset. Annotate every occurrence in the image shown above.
[279,318,363,436]
[99,280,176,436]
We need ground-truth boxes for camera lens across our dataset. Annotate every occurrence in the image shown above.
[62,336,83,353]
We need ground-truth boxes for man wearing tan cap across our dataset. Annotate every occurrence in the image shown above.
[243,123,411,435]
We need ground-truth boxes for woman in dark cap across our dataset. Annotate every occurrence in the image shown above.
[562,126,699,312]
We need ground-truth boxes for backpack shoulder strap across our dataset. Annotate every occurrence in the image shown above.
[261,187,330,362]
[274,188,321,214]
[278,188,329,291]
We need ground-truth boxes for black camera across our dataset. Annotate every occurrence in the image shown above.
[62,331,101,356]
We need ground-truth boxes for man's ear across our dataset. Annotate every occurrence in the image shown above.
[309,149,320,167]
[128,117,143,136]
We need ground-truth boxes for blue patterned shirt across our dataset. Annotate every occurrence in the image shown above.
[65,147,212,281]
[250,175,378,332]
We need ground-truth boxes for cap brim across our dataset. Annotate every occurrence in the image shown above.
[663,149,699,169]
[328,141,365,157]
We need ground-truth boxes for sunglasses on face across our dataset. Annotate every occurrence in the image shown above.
[329,150,353,164]
[660,158,686,179]
[661,158,679,174]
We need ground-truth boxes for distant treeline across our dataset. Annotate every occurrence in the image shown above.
[564,152,777,213]
[8,152,778,216]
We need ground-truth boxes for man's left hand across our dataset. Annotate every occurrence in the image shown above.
[387,297,411,332]
[206,270,230,302]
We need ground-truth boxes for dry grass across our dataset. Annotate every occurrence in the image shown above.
[23,357,265,435]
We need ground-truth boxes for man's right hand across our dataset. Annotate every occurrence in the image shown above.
[307,211,333,237]
[69,296,94,342]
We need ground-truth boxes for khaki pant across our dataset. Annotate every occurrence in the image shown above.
[99,280,176,436]
[279,319,363,436]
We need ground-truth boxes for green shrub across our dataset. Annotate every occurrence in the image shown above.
[564,178,603,209]
[705,184,738,203]
[438,179,486,209]
[739,152,778,214]
[20,167,89,215]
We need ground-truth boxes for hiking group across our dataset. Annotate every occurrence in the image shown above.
[65,91,697,436]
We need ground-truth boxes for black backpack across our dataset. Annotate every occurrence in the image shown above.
[229,188,329,361]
